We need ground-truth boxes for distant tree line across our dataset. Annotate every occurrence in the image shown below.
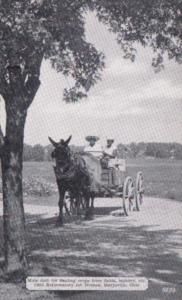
[23,144,85,161]
[117,142,182,160]
[23,142,182,161]
[23,144,45,161]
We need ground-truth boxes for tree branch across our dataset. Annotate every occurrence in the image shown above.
[24,75,41,107]
[23,53,44,108]
[0,76,10,100]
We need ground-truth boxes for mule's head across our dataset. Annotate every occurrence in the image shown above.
[48,135,72,166]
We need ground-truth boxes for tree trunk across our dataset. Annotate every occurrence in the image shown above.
[1,103,28,274]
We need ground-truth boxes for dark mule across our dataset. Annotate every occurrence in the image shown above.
[49,135,94,225]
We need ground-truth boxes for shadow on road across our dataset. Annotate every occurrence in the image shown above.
[26,211,182,299]
[0,208,182,299]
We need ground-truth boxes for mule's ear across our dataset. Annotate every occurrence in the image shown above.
[48,136,59,147]
[64,135,72,145]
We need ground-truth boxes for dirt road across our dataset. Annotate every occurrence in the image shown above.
[0,196,182,299]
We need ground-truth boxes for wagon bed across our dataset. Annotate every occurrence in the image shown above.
[82,153,144,216]
[82,153,125,189]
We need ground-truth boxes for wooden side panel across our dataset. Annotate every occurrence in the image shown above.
[112,169,125,186]
[82,154,125,189]
[82,154,102,183]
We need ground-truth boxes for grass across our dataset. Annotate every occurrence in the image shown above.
[22,158,182,202]
[23,161,56,184]
[126,158,182,201]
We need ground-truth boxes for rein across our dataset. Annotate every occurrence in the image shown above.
[53,145,91,188]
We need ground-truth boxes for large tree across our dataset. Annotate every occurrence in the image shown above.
[0,0,181,274]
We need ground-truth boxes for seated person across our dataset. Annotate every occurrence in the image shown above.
[101,139,117,169]
[84,135,103,159]
[103,139,125,186]
[103,139,117,158]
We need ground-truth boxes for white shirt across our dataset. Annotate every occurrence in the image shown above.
[84,143,103,158]
[104,144,117,156]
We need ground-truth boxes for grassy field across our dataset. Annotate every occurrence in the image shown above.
[126,158,182,201]
[22,158,182,202]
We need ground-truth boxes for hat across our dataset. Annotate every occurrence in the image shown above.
[107,139,114,143]
[85,135,100,142]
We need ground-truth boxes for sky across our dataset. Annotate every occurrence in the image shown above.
[0,13,182,146]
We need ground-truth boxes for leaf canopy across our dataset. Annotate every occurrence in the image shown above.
[0,0,181,101]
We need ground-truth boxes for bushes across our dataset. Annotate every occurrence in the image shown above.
[23,177,58,197]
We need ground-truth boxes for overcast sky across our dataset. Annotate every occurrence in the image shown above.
[0,13,182,146]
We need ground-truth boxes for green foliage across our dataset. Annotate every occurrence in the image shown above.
[0,0,104,102]
[93,0,182,72]
[23,143,45,161]
[117,142,182,159]
[0,0,181,102]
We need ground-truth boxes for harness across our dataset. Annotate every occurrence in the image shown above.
[54,153,90,184]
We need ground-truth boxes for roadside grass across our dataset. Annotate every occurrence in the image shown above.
[23,161,55,184]
[22,159,182,202]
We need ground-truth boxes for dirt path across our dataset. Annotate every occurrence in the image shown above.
[1,195,182,231]
[0,196,182,300]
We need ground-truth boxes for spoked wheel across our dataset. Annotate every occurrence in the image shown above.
[135,171,144,211]
[122,176,135,216]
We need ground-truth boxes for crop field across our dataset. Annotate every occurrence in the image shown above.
[21,158,182,203]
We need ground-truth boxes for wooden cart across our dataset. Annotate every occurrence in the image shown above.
[82,153,144,216]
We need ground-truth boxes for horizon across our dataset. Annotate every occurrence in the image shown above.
[25,140,182,148]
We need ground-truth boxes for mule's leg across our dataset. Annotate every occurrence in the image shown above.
[63,191,71,216]
[80,196,86,209]
[84,195,89,220]
[90,193,95,215]
[91,193,95,208]
[57,183,65,226]
[69,195,74,214]
[63,201,71,216]
[76,195,80,216]
[84,193,93,220]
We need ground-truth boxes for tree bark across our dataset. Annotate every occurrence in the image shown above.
[0,55,42,275]
[1,101,28,274]
[0,125,5,157]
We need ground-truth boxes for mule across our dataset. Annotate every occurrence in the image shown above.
[49,135,95,225]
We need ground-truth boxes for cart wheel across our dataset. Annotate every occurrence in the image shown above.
[123,176,135,216]
[135,171,144,211]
